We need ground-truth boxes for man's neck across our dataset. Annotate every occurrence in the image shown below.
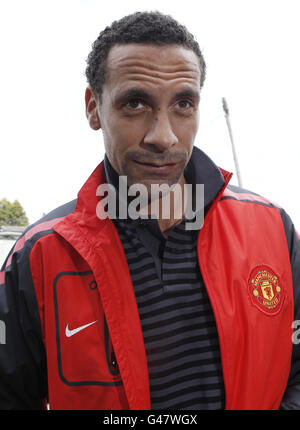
[146,174,188,238]
[103,147,227,236]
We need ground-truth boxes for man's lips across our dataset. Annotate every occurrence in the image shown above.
[134,160,176,167]
[132,160,178,174]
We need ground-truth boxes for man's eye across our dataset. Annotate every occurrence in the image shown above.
[177,99,193,109]
[124,99,145,110]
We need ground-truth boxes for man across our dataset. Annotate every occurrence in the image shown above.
[0,11,300,410]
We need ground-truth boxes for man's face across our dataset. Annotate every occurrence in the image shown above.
[86,43,201,190]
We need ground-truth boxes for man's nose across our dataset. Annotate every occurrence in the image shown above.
[141,111,179,152]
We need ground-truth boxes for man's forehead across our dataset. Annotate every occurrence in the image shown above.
[105,43,201,84]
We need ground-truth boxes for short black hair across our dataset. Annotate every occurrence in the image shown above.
[85,11,206,99]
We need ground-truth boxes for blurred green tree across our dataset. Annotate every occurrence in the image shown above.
[0,199,29,226]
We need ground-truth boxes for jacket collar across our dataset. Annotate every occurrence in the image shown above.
[104,146,227,214]
[59,146,232,229]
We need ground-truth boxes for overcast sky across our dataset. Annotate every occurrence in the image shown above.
[1,0,299,230]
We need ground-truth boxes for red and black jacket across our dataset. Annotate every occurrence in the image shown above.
[0,161,300,410]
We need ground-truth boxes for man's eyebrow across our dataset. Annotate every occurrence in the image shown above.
[174,89,200,101]
[114,88,154,103]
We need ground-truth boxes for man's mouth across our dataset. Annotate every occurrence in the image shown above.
[132,160,177,174]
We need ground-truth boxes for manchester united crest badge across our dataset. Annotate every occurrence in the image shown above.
[248,266,284,315]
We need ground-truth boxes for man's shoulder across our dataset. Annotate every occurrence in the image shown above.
[215,184,300,258]
[22,198,78,242]
[220,183,298,240]
[1,199,77,271]
[221,184,281,209]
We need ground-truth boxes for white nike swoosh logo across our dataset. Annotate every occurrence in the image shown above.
[65,320,98,338]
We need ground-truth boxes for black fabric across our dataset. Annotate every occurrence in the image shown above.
[0,237,48,409]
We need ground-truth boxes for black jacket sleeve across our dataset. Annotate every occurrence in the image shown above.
[280,210,300,409]
[0,239,47,410]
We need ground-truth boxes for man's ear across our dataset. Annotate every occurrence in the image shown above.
[85,86,101,130]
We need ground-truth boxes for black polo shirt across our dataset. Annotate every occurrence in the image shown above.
[104,146,226,409]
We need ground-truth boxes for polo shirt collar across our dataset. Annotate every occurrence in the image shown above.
[104,146,225,213]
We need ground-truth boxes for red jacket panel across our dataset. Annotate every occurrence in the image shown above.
[198,187,294,409]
